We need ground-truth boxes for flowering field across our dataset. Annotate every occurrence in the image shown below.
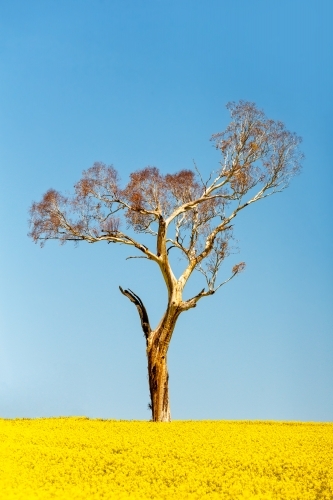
[0,418,332,499]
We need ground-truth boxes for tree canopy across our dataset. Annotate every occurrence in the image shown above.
[29,101,302,298]
[29,101,303,421]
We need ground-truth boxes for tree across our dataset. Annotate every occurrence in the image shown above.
[29,101,303,422]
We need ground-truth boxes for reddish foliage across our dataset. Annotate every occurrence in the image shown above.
[123,167,163,209]
[123,167,205,231]
[232,262,246,274]
[28,100,302,295]
[123,167,165,231]
[165,170,200,203]
[28,189,68,245]
[75,162,120,199]
[211,100,303,196]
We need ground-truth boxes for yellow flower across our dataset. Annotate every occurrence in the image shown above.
[0,418,332,499]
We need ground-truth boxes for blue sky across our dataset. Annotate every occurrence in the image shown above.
[0,0,332,421]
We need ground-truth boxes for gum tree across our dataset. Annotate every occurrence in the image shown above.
[29,101,303,422]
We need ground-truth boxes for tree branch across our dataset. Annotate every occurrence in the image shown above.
[181,263,245,311]
[181,288,214,310]
[125,255,150,261]
[119,287,151,339]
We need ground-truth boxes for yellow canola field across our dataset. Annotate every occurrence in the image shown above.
[0,418,332,500]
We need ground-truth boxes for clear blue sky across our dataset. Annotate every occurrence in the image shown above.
[0,0,332,421]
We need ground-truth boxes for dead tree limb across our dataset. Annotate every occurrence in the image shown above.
[119,286,151,339]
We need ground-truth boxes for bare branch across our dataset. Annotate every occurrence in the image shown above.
[126,255,150,261]
[119,287,151,339]
[214,263,245,291]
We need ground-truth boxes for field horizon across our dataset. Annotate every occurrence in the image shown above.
[2,416,333,424]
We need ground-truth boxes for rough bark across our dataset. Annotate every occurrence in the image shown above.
[147,347,171,422]
[147,302,181,422]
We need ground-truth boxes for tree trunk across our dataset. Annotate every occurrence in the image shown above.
[147,344,171,422]
[147,304,181,422]
[119,286,182,422]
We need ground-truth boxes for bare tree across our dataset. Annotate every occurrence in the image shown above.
[29,101,303,422]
